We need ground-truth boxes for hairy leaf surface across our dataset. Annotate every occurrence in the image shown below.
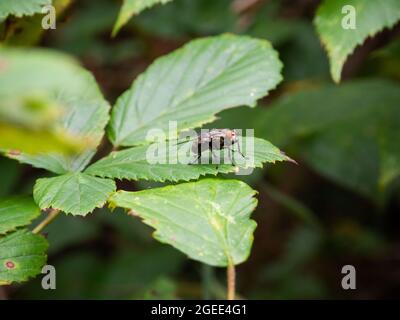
[109,179,258,266]
[86,137,292,182]
[0,229,48,285]
[0,197,40,235]
[33,173,116,216]
[314,0,400,82]
[108,35,283,146]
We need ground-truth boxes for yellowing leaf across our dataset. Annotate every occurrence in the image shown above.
[0,48,110,173]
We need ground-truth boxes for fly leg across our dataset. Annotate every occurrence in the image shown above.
[232,139,247,159]
[225,146,236,166]
[189,153,201,165]
[211,149,220,170]
[224,142,246,166]
[189,142,203,165]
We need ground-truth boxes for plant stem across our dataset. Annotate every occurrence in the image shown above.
[32,209,60,234]
[227,263,236,300]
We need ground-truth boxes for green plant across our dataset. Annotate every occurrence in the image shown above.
[1,0,400,300]
[0,34,292,299]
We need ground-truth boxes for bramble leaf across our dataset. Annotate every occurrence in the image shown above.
[109,179,258,266]
[0,229,48,285]
[0,48,110,174]
[314,0,400,82]
[33,173,116,216]
[108,34,283,147]
[86,137,292,182]
[0,0,50,20]
[0,49,99,155]
[113,0,173,36]
[0,197,41,235]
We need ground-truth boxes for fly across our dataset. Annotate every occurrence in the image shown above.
[188,129,246,166]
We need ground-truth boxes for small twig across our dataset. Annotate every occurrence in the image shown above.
[32,209,61,234]
[227,263,236,300]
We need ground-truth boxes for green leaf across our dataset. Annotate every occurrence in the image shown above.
[0,197,41,235]
[0,49,98,155]
[314,0,400,82]
[109,179,258,266]
[3,0,72,46]
[257,79,400,199]
[86,137,292,182]
[0,48,110,173]
[112,0,173,36]
[0,94,59,129]
[0,229,48,285]
[0,0,50,20]
[108,34,283,147]
[33,173,116,216]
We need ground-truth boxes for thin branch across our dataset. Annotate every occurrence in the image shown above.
[32,209,61,234]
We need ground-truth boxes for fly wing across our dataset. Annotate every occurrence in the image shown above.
[175,135,199,145]
[209,129,232,149]
[208,129,226,138]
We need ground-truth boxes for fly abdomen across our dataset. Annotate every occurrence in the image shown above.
[192,141,210,155]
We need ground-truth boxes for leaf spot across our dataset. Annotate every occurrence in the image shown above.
[5,261,15,269]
